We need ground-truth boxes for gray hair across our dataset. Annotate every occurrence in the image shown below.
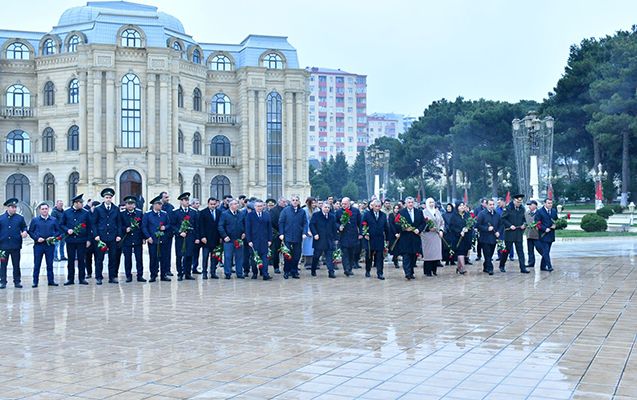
[370,199,381,206]
[405,196,415,202]
[229,199,239,206]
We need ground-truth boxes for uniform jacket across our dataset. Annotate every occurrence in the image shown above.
[118,209,144,246]
[501,203,527,242]
[0,212,27,250]
[92,203,121,241]
[142,209,171,243]
[309,210,338,251]
[61,207,93,243]
[171,207,199,254]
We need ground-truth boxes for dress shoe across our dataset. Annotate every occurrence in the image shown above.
[137,277,147,282]
[328,272,336,278]
[185,276,196,280]
[488,271,494,276]
[405,275,412,280]
[126,277,133,283]
[210,274,219,279]
[63,281,74,286]
[499,267,506,272]
[167,272,174,276]
[61,257,68,260]
[96,279,103,285]
[237,276,245,279]
[178,276,184,281]
[192,270,202,274]
[377,275,385,280]
[466,260,473,265]
[54,257,60,262]
[79,280,89,285]
[263,276,272,281]
[13,283,22,288]
[283,273,289,279]
[86,274,92,278]
[32,283,38,288]
[48,282,59,287]
[161,277,171,282]
[251,274,258,279]
[149,277,157,282]
[547,267,554,272]
[520,268,530,274]
[225,274,231,279]
[540,267,550,271]
[274,268,281,274]
[424,272,432,277]
[202,275,208,280]
[475,257,481,261]
[292,274,300,279]
[311,270,317,276]
[109,279,118,284]
[365,271,371,278]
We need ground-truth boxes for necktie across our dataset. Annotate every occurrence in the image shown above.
[212,210,215,221]
[409,209,413,221]
[106,205,110,211]
[258,212,261,218]
[325,213,328,219]
[375,212,379,219]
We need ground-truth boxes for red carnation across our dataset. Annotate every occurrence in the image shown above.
[135,217,142,222]
[184,215,191,221]
[100,246,108,252]
[567,213,571,220]
[470,212,475,218]
[394,215,401,223]
[56,236,62,240]
[159,222,164,226]
[362,221,368,226]
[81,223,87,228]
[345,209,352,217]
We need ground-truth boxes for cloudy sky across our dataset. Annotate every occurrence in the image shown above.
[3,0,637,116]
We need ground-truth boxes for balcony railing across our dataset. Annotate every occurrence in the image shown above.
[208,156,236,167]
[0,106,35,118]
[207,113,238,125]
[2,152,34,164]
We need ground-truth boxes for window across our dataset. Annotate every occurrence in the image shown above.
[193,88,202,111]
[6,130,30,153]
[209,55,232,71]
[121,73,141,148]
[6,174,30,203]
[192,49,201,64]
[43,173,55,202]
[42,127,55,152]
[120,28,142,47]
[6,84,30,108]
[193,132,202,155]
[43,39,56,55]
[262,53,283,69]
[172,41,182,51]
[177,85,184,108]
[6,42,29,60]
[68,35,80,52]
[177,130,184,153]
[192,174,201,200]
[210,175,231,199]
[266,91,283,199]
[178,173,184,194]
[210,135,231,156]
[67,125,79,151]
[211,93,231,114]
[68,78,79,104]
[68,172,79,203]
[43,81,55,106]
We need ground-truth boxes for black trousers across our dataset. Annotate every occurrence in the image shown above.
[201,246,219,276]
[499,240,525,270]
[476,241,483,258]
[270,236,282,270]
[283,241,302,276]
[365,249,384,276]
[95,239,118,280]
[340,245,357,274]
[85,241,95,275]
[66,242,87,282]
[481,243,495,273]
[123,244,143,278]
[402,253,417,277]
[0,249,21,285]
[423,260,438,276]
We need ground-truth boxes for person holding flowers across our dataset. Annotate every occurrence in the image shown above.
[310,202,339,278]
[535,198,559,272]
[420,198,445,277]
[499,194,530,274]
[361,199,390,280]
[447,202,474,275]
[92,188,122,285]
[218,199,246,279]
[278,195,308,279]
[119,196,145,282]
[476,199,502,275]
[61,194,92,285]
[246,200,273,280]
[335,197,362,277]
[27,202,62,287]
[199,197,222,279]
[171,192,199,281]
[142,195,171,282]
[394,196,425,280]
[524,199,540,270]
[0,198,28,289]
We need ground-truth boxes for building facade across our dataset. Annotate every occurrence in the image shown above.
[306,67,367,165]
[0,1,310,214]
[367,113,399,143]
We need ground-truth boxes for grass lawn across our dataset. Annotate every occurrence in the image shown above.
[556,230,637,238]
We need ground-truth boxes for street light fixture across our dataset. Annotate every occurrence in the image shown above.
[628,201,635,225]
[589,163,608,210]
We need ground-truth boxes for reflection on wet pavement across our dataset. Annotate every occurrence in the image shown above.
[0,240,636,399]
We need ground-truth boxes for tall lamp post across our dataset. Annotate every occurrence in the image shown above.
[365,148,390,200]
[629,201,635,225]
[590,163,608,210]
[512,112,554,201]
[397,182,405,200]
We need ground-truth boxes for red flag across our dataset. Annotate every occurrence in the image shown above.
[416,192,421,203]
[547,183,554,200]
[595,181,603,201]
[463,188,468,204]
[505,191,511,203]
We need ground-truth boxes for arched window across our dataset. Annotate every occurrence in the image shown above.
[193,88,202,111]
[267,91,283,199]
[6,42,29,60]
[210,135,231,157]
[6,130,30,153]
[67,125,79,151]
[43,173,55,202]
[177,85,184,108]
[209,55,232,71]
[6,173,30,203]
[193,132,202,155]
[193,174,201,200]
[121,73,141,148]
[119,169,142,204]
[172,41,182,51]
[178,173,184,194]
[43,81,55,106]
[120,28,142,48]
[42,127,55,152]
[43,39,56,55]
[68,171,79,203]
[210,175,231,199]
[177,129,184,153]
[262,53,283,69]
[192,49,201,64]
[68,35,80,52]
[6,84,30,107]
[211,93,231,115]
[68,78,79,104]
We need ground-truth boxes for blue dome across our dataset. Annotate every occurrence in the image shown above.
[158,12,185,34]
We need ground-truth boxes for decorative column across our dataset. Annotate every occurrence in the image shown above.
[257,90,267,186]
[105,71,115,182]
[285,91,294,187]
[92,70,102,182]
[146,75,156,184]
[78,69,88,186]
[171,76,179,184]
[159,74,169,184]
[295,92,304,185]
[247,89,256,186]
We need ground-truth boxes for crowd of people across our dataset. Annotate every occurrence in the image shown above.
[0,189,559,289]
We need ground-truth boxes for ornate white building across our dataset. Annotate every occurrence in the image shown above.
[0,1,310,214]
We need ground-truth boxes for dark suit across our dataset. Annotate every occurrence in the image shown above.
[119,209,144,280]
[279,206,308,277]
[61,207,92,282]
[0,211,27,286]
[394,207,425,278]
[93,203,121,281]
[161,202,175,274]
[335,207,362,275]
[246,210,273,278]
[309,211,338,274]
[476,209,502,273]
[269,205,284,270]
[535,206,558,271]
[28,215,61,285]
[199,206,222,277]
[218,209,246,278]
[142,209,171,279]
[500,203,527,271]
[171,207,199,278]
[362,210,390,277]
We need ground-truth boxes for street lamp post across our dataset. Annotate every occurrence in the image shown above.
[365,148,390,200]
[629,202,635,225]
[397,182,405,201]
[512,112,554,201]
[590,163,608,210]
[460,176,471,204]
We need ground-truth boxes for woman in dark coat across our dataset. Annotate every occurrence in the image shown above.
[447,201,473,274]
[387,204,401,268]
[442,203,455,265]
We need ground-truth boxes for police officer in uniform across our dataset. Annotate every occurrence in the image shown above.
[28,202,61,287]
[499,194,529,274]
[171,192,199,281]
[119,195,145,282]
[160,192,175,276]
[93,188,122,284]
[142,195,171,282]
[0,198,28,289]
[61,194,92,285]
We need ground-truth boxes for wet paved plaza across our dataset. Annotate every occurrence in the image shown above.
[1,239,636,399]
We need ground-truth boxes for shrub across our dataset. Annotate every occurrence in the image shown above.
[611,204,624,214]
[596,206,614,219]
[580,213,608,232]
[555,217,568,230]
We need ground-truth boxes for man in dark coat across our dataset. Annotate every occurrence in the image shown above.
[335,197,362,277]
[362,199,390,280]
[61,194,92,285]
[119,196,145,282]
[246,200,273,280]
[525,200,540,269]
[93,188,121,284]
[171,192,199,281]
[218,199,246,279]
[142,195,172,282]
[160,192,175,276]
[28,202,61,287]
[278,195,308,279]
[473,198,487,261]
[268,197,286,274]
[199,197,221,279]
[476,199,502,275]
[309,202,338,278]
[0,198,28,289]
[499,194,529,273]
[535,198,559,272]
[394,196,425,280]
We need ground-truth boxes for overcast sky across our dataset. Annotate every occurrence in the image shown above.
[3,0,637,116]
